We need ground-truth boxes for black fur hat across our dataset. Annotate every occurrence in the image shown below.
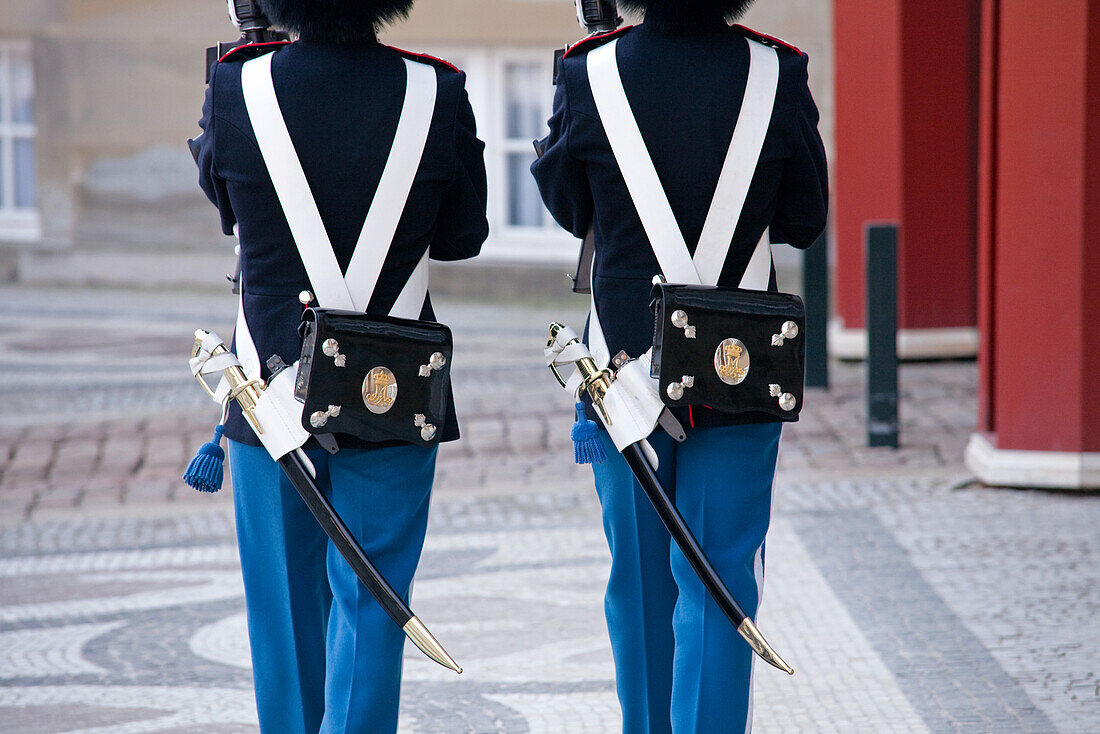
[256,0,414,42]
[618,0,756,31]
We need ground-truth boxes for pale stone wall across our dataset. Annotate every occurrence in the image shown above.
[1,0,834,279]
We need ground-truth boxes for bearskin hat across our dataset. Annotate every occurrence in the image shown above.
[257,0,414,42]
[618,0,756,31]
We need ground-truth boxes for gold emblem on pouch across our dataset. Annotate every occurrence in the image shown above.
[362,367,398,414]
[715,338,750,385]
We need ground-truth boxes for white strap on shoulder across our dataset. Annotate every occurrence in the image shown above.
[344,60,437,311]
[242,52,355,310]
[588,40,699,285]
[587,37,779,288]
[241,51,437,313]
[694,41,779,286]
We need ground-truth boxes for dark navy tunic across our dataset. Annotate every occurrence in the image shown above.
[195,38,489,447]
[532,23,827,429]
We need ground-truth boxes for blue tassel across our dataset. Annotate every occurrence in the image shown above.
[571,402,606,465]
[183,424,226,493]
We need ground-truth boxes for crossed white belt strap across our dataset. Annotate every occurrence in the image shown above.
[586,37,780,362]
[569,37,779,453]
[211,51,438,459]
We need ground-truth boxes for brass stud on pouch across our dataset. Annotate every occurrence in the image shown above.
[420,352,447,377]
[413,414,437,441]
[666,375,695,401]
[771,320,800,347]
[769,384,796,412]
[671,310,697,339]
[299,290,314,306]
[310,404,342,428]
[323,339,347,368]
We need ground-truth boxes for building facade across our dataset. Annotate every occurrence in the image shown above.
[0,0,833,285]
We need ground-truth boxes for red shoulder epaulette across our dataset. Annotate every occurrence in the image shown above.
[563,25,635,59]
[218,40,292,64]
[733,25,804,56]
[387,45,461,73]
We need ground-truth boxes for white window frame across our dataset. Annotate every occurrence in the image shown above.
[489,48,574,259]
[0,41,41,242]
[428,44,576,265]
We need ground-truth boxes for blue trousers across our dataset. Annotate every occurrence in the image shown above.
[591,423,781,734]
[228,440,437,734]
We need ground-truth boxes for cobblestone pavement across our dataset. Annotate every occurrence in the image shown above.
[0,285,1096,733]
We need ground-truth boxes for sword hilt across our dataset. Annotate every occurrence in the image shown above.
[547,322,615,423]
[191,329,265,435]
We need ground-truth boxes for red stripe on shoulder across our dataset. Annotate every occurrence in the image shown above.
[563,25,635,59]
[218,41,292,64]
[387,45,460,73]
[733,25,804,56]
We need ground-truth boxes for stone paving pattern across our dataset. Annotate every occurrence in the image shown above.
[0,285,1097,733]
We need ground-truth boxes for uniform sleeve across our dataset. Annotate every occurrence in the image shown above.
[531,62,593,240]
[430,77,489,261]
[194,63,238,236]
[769,53,828,250]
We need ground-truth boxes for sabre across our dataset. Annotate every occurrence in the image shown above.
[189,330,461,674]
[546,322,794,675]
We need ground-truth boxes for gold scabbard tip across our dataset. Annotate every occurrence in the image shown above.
[738,618,794,676]
[403,616,462,674]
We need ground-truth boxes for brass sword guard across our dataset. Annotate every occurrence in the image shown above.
[191,329,265,436]
[547,322,615,424]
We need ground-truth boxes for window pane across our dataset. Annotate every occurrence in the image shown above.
[507,153,542,227]
[10,48,35,124]
[14,138,36,208]
[504,63,545,140]
[0,54,6,124]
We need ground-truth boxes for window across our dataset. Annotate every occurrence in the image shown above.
[0,42,39,239]
[500,59,553,231]
[424,46,575,262]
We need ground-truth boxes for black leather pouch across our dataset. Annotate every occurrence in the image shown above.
[295,308,453,444]
[651,284,806,421]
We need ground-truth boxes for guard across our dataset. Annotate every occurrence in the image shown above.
[191,0,488,731]
[532,1,828,732]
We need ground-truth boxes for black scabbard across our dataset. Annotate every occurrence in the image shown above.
[277,452,412,629]
[620,442,749,628]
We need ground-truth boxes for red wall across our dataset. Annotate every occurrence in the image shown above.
[833,0,903,331]
[834,0,978,332]
[977,0,1000,431]
[898,1,979,329]
[989,0,1100,453]
[1086,0,1100,451]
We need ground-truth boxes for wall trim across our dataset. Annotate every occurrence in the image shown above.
[830,320,979,360]
[965,433,1100,491]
